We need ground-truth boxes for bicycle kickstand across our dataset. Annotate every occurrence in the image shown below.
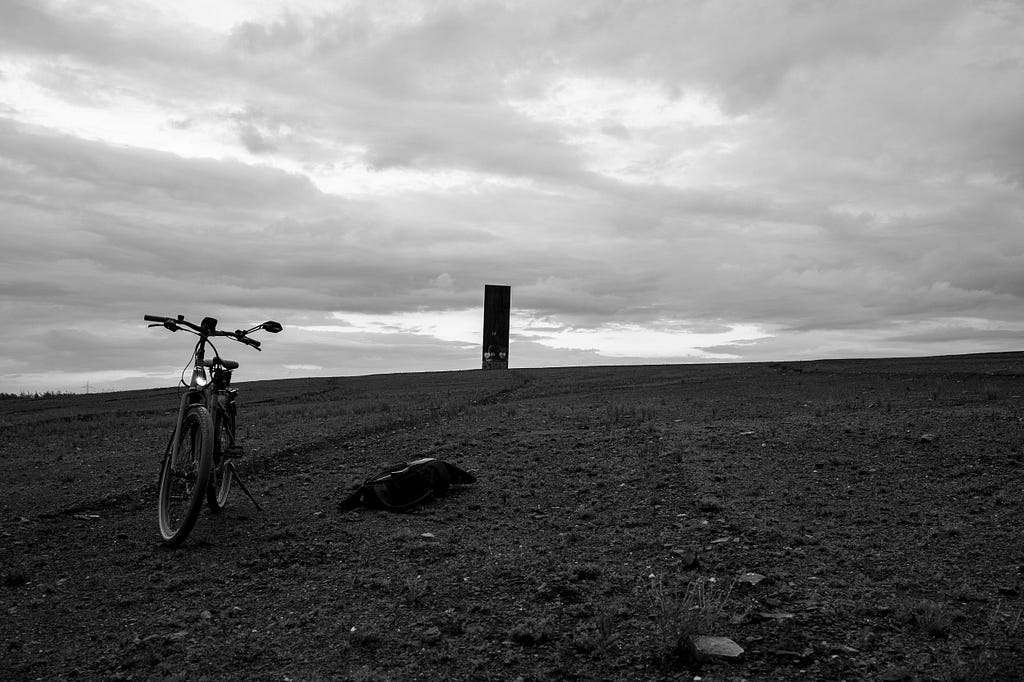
[227,462,264,511]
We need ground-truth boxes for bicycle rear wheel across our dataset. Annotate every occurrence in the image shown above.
[157,405,213,547]
[207,410,234,512]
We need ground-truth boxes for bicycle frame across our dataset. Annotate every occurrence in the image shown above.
[167,326,234,467]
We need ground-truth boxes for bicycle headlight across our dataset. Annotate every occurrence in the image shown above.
[191,367,209,387]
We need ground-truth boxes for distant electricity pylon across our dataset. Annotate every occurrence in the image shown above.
[482,284,510,370]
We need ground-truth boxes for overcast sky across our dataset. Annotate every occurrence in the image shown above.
[2,0,1022,393]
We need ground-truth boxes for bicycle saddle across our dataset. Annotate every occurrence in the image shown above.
[202,357,239,370]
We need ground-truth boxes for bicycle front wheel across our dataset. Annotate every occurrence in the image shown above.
[157,405,213,546]
[207,410,234,513]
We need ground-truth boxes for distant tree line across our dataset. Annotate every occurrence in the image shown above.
[0,391,77,400]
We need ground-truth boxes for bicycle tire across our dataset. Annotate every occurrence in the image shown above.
[157,405,213,546]
[207,409,234,513]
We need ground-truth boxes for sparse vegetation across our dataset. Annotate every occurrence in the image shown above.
[938,650,994,682]
[572,606,620,654]
[3,357,1024,680]
[604,402,656,424]
[640,573,735,664]
[901,599,955,638]
[0,390,78,400]
[401,575,427,607]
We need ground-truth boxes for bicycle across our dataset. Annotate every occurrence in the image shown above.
[145,314,282,547]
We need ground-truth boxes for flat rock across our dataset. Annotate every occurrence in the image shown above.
[759,611,795,621]
[691,635,743,658]
[737,572,766,585]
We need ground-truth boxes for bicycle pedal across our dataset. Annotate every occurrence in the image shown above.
[224,445,245,459]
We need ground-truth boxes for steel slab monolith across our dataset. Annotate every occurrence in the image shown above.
[482,285,510,369]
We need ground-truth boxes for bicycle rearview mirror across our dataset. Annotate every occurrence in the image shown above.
[261,321,283,333]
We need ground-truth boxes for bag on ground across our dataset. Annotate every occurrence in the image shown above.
[339,457,476,511]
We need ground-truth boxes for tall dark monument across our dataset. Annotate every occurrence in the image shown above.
[482,284,511,369]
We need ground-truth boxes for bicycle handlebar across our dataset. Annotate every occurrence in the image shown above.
[144,314,272,349]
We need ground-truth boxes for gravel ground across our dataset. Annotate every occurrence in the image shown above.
[2,354,1023,680]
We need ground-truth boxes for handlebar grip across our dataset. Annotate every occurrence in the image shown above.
[144,314,165,322]
[231,331,261,349]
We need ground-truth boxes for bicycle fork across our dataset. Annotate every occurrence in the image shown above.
[160,390,199,476]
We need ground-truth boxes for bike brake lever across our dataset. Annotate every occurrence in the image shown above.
[232,331,261,349]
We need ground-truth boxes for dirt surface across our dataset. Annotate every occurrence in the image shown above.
[2,355,1023,681]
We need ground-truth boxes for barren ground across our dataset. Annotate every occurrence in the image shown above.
[2,354,1023,681]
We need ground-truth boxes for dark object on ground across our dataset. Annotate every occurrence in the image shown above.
[339,457,476,511]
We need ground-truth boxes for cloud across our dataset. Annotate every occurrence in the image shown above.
[1,0,1023,392]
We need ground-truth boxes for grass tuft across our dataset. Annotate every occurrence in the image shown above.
[901,599,954,638]
[938,650,994,682]
[640,573,734,664]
